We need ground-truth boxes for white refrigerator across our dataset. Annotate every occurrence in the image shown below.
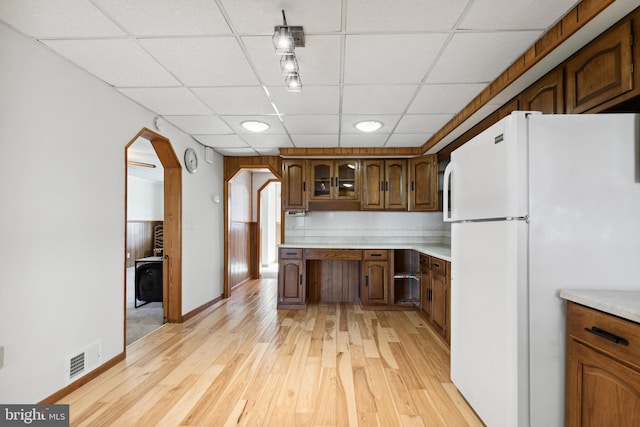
[443,111,640,427]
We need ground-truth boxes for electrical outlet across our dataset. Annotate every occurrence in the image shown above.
[0,346,4,369]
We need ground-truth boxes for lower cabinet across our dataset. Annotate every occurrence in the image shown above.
[278,248,306,306]
[420,254,451,344]
[361,250,389,305]
[566,302,640,426]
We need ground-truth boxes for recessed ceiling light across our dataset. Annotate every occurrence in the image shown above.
[354,120,383,132]
[241,120,270,133]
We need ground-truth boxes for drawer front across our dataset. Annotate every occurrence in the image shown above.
[567,302,640,369]
[279,248,303,259]
[419,254,429,272]
[304,249,363,260]
[430,257,446,276]
[364,249,388,261]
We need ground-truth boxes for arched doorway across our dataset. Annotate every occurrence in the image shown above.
[125,128,183,347]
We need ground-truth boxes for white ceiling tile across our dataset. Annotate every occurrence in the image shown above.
[220,115,287,134]
[254,147,282,156]
[193,87,276,115]
[385,133,432,147]
[340,134,389,147]
[341,115,401,134]
[342,85,418,115]
[427,31,543,83]
[290,135,339,148]
[395,114,454,134]
[93,0,231,36]
[240,134,294,148]
[268,86,339,115]
[0,0,126,38]
[43,39,180,87]
[212,147,258,156]
[220,0,342,33]
[409,84,487,114]
[194,134,249,148]
[282,115,339,134]
[139,37,258,86]
[118,88,212,115]
[460,0,580,30]
[344,34,449,84]
[347,0,470,32]
[163,115,233,134]
[241,36,283,86]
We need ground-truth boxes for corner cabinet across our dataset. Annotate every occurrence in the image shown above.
[409,155,439,211]
[361,250,390,305]
[362,159,407,210]
[282,160,307,211]
[566,302,640,426]
[277,248,306,307]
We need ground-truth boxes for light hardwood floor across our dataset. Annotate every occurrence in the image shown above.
[58,277,483,426]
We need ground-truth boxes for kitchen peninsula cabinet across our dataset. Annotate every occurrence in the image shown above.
[566,301,640,426]
[409,155,439,211]
[362,159,408,210]
[282,160,307,211]
[420,254,451,344]
[277,248,306,307]
[361,250,390,305]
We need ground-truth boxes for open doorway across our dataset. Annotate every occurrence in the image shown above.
[258,180,281,279]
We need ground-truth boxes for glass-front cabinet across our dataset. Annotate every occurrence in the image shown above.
[309,160,359,200]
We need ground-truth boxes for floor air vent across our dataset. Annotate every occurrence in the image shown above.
[68,352,85,379]
[65,341,101,383]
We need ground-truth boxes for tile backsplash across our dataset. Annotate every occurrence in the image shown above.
[284,211,450,245]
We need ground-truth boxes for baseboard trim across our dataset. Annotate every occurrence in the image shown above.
[182,295,223,322]
[39,352,125,404]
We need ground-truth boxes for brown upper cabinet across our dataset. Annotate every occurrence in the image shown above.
[309,159,359,201]
[282,159,307,211]
[362,159,408,210]
[520,67,565,114]
[565,20,633,113]
[409,155,439,211]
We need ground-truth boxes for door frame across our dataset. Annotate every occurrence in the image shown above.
[257,179,281,270]
[125,128,183,342]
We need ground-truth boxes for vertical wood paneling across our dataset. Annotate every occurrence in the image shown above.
[126,221,162,267]
[229,221,257,288]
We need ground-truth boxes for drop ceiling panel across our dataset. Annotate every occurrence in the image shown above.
[240,134,294,149]
[290,135,339,148]
[139,37,259,86]
[93,0,231,36]
[193,134,249,148]
[118,87,212,115]
[220,0,342,34]
[193,87,276,115]
[268,86,339,115]
[427,31,543,83]
[341,115,401,134]
[43,39,180,87]
[341,134,389,147]
[346,0,470,32]
[344,34,449,84]
[342,85,418,115]
[163,115,233,134]
[460,0,581,30]
[395,114,454,134]
[386,133,432,147]
[0,0,126,38]
[220,115,287,134]
[409,83,487,114]
[282,115,339,134]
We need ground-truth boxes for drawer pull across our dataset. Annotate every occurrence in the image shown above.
[286,252,298,255]
[585,326,629,346]
[370,253,382,257]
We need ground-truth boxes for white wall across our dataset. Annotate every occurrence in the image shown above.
[0,22,224,403]
[127,176,164,221]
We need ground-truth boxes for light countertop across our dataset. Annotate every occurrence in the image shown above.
[279,243,451,261]
[560,290,640,324]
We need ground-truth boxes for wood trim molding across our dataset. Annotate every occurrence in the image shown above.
[421,0,616,154]
[279,147,421,158]
[182,295,223,322]
[39,352,125,404]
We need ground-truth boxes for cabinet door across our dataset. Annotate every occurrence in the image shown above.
[565,20,633,113]
[362,160,385,210]
[566,340,640,427]
[520,67,564,114]
[283,160,307,211]
[279,259,304,304]
[409,155,438,211]
[335,159,359,200]
[309,160,333,200]
[430,272,447,337]
[385,159,407,210]
[362,260,388,305]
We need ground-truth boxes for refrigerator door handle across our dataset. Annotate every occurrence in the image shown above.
[443,161,454,222]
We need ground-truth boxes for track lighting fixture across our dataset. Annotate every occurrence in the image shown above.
[272,10,304,92]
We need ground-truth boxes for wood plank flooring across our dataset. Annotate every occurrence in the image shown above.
[58,277,483,426]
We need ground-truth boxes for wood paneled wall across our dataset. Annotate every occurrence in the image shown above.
[229,221,257,288]
[126,221,162,267]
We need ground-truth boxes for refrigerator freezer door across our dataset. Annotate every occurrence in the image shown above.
[446,112,535,222]
[450,220,529,427]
